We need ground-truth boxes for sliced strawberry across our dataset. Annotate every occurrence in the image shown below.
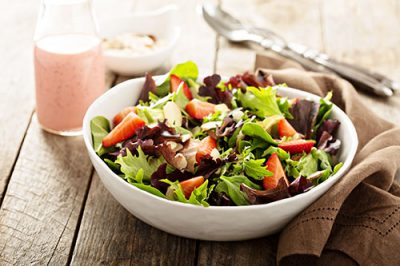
[263,153,289,190]
[196,136,217,164]
[180,176,205,198]
[185,99,216,120]
[278,118,297,138]
[170,74,193,100]
[278,139,315,154]
[102,112,145,147]
[113,106,136,127]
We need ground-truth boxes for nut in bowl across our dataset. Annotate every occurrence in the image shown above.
[83,62,358,241]
[98,6,180,76]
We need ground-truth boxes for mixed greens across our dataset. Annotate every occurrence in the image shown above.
[91,61,343,206]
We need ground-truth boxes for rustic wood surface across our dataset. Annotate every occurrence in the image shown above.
[0,0,399,265]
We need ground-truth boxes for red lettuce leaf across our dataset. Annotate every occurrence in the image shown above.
[316,119,341,155]
[199,74,233,107]
[150,163,193,193]
[240,178,290,204]
[209,192,233,206]
[138,73,157,102]
[288,99,320,139]
[196,153,237,179]
[225,70,275,90]
[288,176,313,196]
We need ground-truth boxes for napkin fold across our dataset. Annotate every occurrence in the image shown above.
[255,53,400,266]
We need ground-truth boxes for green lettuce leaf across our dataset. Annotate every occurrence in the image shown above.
[104,158,121,173]
[90,116,113,156]
[238,86,282,117]
[241,122,277,145]
[262,146,290,160]
[115,147,164,182]
[258,115,283,134]
[172,83,190,109]
[170,61,199,80]
[311,148,332,172]
[155,61,199,97]
[218,176,250,205]
[285,159,300,178]
[131,183,166,198]
[333,162,343,175]
[187,78,209,101]
[188,180,214,207]
[243,159,272,180]
[314,92,333,131]
[297,153,318,177]
[278,97,294,119]
[161,178,214,206]
[135,106,164,124]
[161,179,188,203]
[121,168,166,198]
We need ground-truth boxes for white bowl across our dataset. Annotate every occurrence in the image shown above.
[82,76,358,241]
[98,6,180,76]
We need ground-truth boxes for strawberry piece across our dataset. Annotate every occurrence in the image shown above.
[263,153,289,190]
[180,176,205,198]
[195,136,217,164]
[278,118,297,138]
[278,139,315,154]
[102,112,145,147]
[185,99,216,120]
[112,106,136,127]
[170,74,193,100]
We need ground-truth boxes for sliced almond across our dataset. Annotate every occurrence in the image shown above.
[174,153,188,170]
[163,101,182,127]
[210,148,221,161]
[215,104,230,113]
[201,121,222,131]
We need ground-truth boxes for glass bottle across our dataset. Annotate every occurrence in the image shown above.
[34,0,105,136]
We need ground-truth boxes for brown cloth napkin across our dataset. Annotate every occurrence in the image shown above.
[255,53,400,266]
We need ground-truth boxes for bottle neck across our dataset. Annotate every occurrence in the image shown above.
[34,0,99,41]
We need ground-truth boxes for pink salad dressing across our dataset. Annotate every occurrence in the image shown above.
[34,34,105,134]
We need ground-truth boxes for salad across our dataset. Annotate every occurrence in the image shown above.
[90,61,343,206]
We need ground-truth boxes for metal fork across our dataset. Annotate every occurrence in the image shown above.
[202,3,399,97]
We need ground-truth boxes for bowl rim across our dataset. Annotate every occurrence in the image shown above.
[83,76,358,211]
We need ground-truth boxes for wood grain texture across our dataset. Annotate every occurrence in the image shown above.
[0,70,115,265]
[321,0,400,124]
[0,121,93,265]
[70,173,197,266]
[221,0,324,50]
[0,0,39,201]
[198,236,278,266]
[70,1,218,264]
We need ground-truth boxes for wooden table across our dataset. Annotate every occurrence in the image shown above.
[1,0,399,265]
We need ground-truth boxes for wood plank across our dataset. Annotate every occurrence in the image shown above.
[198,0,324,265]
[70,0,218,264]
[321,0,400,123]
[198,237,278,266]
[0,70,115,265]
[0,122,93,265]
[0,0,39,201]
[169,0,218,74]
[220,0,325,50]
[70,173,197,266]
